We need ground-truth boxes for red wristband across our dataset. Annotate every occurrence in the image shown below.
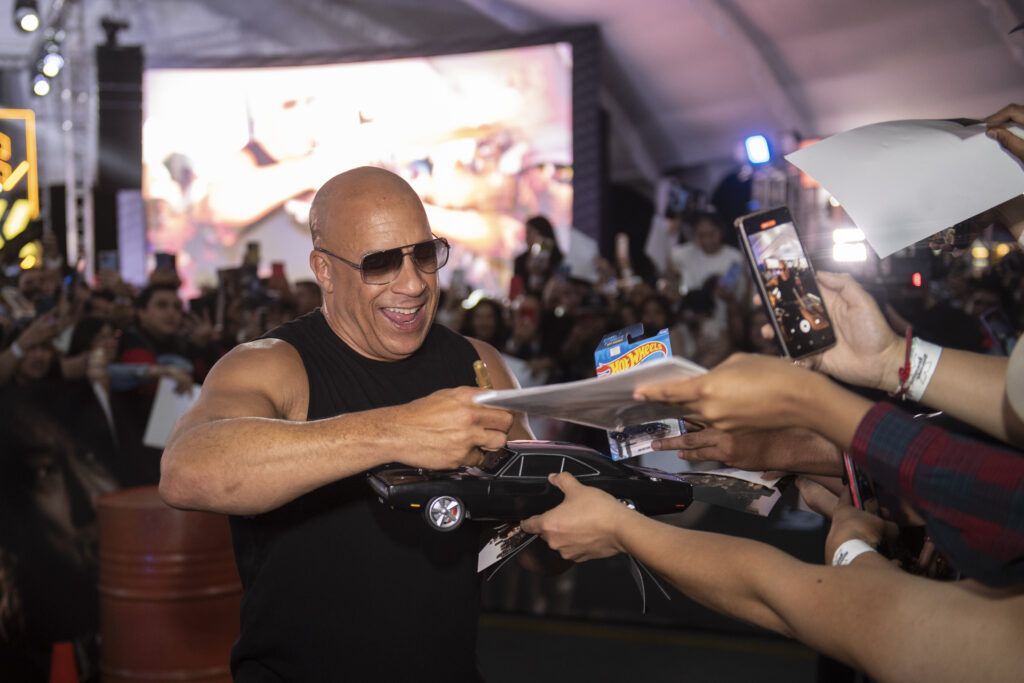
[887,326,913,398]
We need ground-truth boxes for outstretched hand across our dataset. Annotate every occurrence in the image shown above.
[636,353,815,432]
[653,426,843,475]
[520,472,634,562]
[796,477,895,564]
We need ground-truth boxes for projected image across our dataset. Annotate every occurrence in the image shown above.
[142,43,574,297]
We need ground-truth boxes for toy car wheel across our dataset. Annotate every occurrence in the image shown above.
[425,495,465,532]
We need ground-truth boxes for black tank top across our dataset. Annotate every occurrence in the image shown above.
[230,310,484,682]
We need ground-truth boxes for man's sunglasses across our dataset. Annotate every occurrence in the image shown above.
[316,236,450,285]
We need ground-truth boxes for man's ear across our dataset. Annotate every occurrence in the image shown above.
[310,250,334,293]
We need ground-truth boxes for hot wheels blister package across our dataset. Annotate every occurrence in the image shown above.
[594,323,686,460]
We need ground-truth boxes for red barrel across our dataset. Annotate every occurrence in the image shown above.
[98,486,241,682]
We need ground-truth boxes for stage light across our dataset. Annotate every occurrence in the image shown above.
[744,135,771,164]
[911,272,922,288]
[41,51,64,78]
[14,0,39,32]
[995,243,1012,258]
[32,74,50,97]
[832,242,867,262]
[832,226,867,262]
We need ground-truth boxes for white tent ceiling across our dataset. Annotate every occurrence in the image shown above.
[3,0,1024,191]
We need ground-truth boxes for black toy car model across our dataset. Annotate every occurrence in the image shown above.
[367,440,693,531]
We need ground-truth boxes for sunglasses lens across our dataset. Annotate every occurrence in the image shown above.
[361,249,404,284]
[413,238,448,273]
[358,238,449,284]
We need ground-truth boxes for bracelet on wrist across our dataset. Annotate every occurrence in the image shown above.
[887,327,913,398]
[832,539,878,566]
[887,327,942,402]
[904,337,942,402]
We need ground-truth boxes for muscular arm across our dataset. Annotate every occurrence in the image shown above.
[160,338,515,515]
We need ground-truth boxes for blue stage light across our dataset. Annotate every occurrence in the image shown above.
[744,135,771,164]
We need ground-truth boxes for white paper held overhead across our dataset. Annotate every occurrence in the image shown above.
[785,119,1024,258]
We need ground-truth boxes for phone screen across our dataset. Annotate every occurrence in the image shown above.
[736,206,836,358]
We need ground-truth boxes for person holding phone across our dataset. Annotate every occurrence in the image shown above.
[627,330,1024,589]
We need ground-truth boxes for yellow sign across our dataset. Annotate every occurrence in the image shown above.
[0,109,40,249]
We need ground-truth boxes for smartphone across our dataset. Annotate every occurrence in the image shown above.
[735,206,836,358]
[842,453,877,512]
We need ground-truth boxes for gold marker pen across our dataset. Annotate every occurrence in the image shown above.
[473,360,493,389]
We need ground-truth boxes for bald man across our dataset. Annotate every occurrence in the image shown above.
[161,167,532,682]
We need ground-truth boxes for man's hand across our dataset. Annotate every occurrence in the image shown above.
[801,271,905,392]
[653,426,843,475]
[520,472,634,562]
[391,386,515,471]
[986,103,1024,164]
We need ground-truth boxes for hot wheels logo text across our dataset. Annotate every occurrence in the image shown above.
[595,341,668,375]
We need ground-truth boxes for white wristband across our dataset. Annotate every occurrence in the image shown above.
[905,337,942,402]
[832,539,877,566]
[8,341,24,359]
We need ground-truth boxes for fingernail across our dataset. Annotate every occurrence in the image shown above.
[651,440,661,450]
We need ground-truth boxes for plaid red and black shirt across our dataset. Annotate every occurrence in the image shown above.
[850,402,1024,587]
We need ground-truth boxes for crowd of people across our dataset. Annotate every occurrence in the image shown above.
[0,107,1023,680]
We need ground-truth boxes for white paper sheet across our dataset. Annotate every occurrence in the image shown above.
[564,226,601,283]
[785,119,1024,258]
[474,356,707,431]
[143,376,200,449]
